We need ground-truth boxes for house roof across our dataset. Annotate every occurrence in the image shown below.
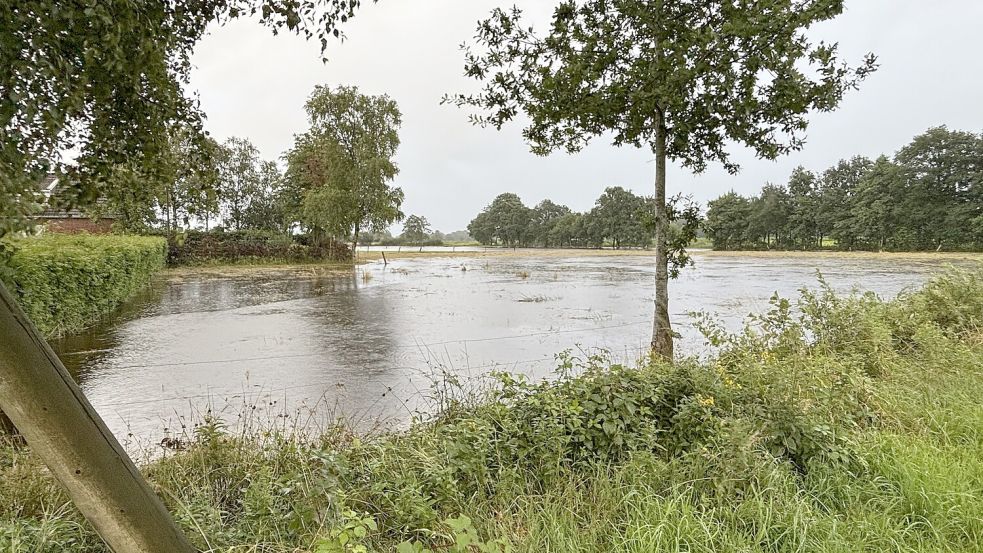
[36,174,114,220]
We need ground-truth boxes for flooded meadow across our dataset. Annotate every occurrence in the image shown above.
[51,250,980,448]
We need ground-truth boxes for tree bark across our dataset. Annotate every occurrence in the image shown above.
[0,281,195,553]
[651,113,673,360]
[352,224,360,263]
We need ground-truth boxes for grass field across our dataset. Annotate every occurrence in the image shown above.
[2,269,982,552]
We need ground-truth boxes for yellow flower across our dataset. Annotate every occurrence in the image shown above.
[699,396,715,407]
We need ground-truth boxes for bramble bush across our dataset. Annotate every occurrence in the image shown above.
[1,234,166,337]
[166,230,352,266]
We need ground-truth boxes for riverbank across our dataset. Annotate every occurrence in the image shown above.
[3,269,982,551]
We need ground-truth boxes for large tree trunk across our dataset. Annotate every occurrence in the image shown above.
[651,116,673,360]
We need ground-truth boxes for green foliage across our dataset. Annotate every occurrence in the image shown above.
[468,189,666,249]
[468,193,532,248]
[95,126,224,233]
[217,137,263,232]
[314,511,379,553]
[166,230,351,265]
[450,1,876,169]
[706,126,983,251]
[286,85,404,250]
[3,269,983,551]
[1,0,367,238]
[399,215,433,243]
[397,515,510,553]
[0,234,165,337]
[242,161,292,233]
[449,0,874,355]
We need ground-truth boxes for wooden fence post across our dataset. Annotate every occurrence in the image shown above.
[0,281,196,553]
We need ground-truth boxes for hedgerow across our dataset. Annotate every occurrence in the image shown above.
[166,230,352,266]
[1,268,982,551]
[1,234,166,338]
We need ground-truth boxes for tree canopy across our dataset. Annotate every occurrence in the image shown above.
[286,85,404,251]
[1,0,369,238]
[705,126,983,252]
[450,0,876,357]
[401,215,433,243]
[468,188,661,250]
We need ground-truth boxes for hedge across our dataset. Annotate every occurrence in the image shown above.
[1,234,167,338]
[167,230,352,265]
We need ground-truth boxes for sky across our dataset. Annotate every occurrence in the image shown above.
[189,1,983,233]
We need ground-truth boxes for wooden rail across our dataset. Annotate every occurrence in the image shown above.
[0,281,196,552]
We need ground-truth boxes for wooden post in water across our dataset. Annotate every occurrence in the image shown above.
[0,282,196,553]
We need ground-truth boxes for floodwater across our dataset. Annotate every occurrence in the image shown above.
[51,251,977,449]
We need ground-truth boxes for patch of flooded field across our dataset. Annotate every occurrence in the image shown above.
[52,251,979,447]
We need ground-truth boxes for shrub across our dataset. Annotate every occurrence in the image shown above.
[1,234,166,338]
[167,230,352,265]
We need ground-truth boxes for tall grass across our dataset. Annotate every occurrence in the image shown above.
[2,268,982,552]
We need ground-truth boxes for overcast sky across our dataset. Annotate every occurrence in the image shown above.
[190,1,983,233]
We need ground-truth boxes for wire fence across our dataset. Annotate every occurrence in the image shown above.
[88,320,651,407]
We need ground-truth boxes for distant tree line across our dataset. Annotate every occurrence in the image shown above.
[468,187,658,249]
[705,127,983,252]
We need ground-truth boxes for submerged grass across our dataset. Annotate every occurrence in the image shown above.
[2,269,983,552]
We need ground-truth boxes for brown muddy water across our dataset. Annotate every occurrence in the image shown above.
[50,251,977,450]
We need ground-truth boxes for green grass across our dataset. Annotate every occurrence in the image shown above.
[2,269,983,552]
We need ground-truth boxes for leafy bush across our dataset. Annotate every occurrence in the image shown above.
[167,230,352,265]
[1,234,166,337]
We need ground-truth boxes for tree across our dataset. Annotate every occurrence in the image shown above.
[286,86,404,254]
[97,163,161,232]
[817,156,873,250]
[590,187,649,249]
[547,212,583,248]
[243,161,290,232]
[747,184,791,247]
[401,215,432,242]
[158,129,222,233]
[218,137,262,231]
[894,127,983,250]
[706,192,752,250]
[449,1,877,359]
[93,128,222,233]
[1,1,368,239]
[786,166,821,249]
[467,211,496,245]
[528,199,572,247]
[850,156,902,250]
[467,193,532,247]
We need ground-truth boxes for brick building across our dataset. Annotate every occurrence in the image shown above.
[36,174,115,233]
